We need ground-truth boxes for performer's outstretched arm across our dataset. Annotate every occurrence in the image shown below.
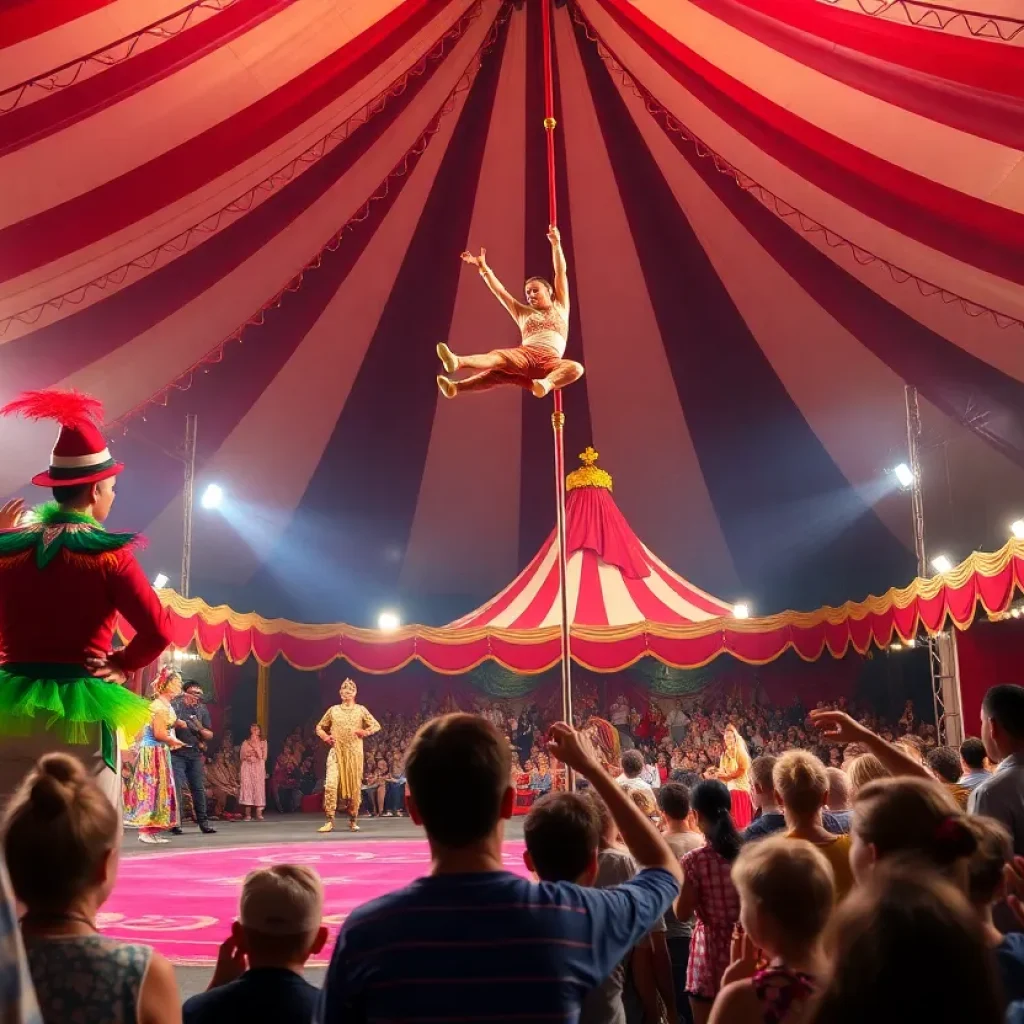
[548,225,568,310]
[461,248,525,321]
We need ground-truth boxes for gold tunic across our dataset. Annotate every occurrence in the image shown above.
[318,703,381,801]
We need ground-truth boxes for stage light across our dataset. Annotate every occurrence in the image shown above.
[201,483,224,510]
[893,463,914,489]
[733,603,750,619]
[1012,520,1024,540]
[904,638,916,648]
[378,610,401,632]
[153,573,169,589]
[931,554,953,574]
[1012,608,1022,619]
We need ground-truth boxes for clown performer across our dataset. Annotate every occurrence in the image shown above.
[315,678,381,832]
[435,226,584,400]
[0,390,173,808]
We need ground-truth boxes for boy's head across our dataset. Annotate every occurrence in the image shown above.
[960,737,988,774]
[658,782,691,823]
[620,750,644,779]
[925,746,962,785]
[825,766,850,811]
[406,714,514,848]
[523,793,599,885]
[749,755,778,810]
[233,865,328,966]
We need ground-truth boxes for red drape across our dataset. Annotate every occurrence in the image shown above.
[956,619,1024,738]
[209,653,243,736]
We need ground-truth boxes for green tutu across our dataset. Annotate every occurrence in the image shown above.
[0,664,151,746]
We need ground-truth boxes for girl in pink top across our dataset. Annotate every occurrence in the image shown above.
[436,226,583,399]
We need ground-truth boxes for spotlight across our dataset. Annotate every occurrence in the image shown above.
[732,603,750,619]
[889,643,903,652]
[200,483,224,510]
[931,554,953,574]
[1012,608,1022,619]
[892,463,914,489]
[378,610,401,632]
[1012,520,1024,540]
[153,573,169,589]
[904,638,916,648]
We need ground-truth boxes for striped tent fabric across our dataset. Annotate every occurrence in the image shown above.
[1,0,1023,629]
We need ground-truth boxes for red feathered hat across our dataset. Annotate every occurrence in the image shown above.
[0,390,124,488]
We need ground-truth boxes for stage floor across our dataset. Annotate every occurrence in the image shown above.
[114,813,528,995]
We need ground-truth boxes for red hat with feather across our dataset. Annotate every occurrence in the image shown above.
[0,390,124,487]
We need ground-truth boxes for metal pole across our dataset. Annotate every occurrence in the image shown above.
[904,385,927,578]
[181,414,197,599]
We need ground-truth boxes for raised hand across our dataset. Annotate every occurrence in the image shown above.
[547,225,561,246]
[546,721,601,775]
[809,709,870,746]
[460,248,488,270]
[0,499,26,529]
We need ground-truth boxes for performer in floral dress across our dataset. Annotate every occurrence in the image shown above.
[239,723,268,821]
[708,723,753,828]
[315,679,380,832]
[435,226,583,399]
[123,669,184,843]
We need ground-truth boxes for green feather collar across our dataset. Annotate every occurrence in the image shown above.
[0,502,139,569]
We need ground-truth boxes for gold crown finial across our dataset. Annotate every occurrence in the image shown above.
[567,446,613,492]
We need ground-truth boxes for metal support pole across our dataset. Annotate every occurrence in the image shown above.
[904,386,962,744]
[180,414,198,599]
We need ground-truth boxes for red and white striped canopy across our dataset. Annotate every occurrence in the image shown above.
[450,452,733,628]
[1,0,1023,627]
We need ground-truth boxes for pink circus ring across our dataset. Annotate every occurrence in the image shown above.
[102,840,529,965]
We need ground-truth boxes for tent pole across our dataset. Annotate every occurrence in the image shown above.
[541,0,573,789]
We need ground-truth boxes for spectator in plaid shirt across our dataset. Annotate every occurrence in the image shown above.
[0,858,40,1024]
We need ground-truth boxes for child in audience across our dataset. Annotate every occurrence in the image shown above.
[772,752,853,900]
[183,865,328,1023]
[676,780,743,1024]
[963,815,1024,1006]
[844,754,889,796]
[805,866,1003,1024]
[710,837,834,1024]
[3,754,180,1024]
[848,776,976,888]
[742,757,784,842]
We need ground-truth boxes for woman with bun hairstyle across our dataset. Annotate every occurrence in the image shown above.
[677,779,744,1024]
[123,668,185,844]
[849,776,977,888]
[2,753,181,1023]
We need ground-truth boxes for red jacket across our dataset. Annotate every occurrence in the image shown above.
[0,512,172,672]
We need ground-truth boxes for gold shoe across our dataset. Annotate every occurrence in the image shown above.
[437,375,457,400]
[531,378,553,398]
[349,819,361,832]
[436,342,459,374]
[318,820,334,833]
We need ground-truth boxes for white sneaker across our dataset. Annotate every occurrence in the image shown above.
[138,833,161,845]
[531,378,553,398]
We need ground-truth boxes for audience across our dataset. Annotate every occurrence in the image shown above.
[960,736,992,791]
[926,745,971,809]
[183,866,328,1023]
[2,754,180,1024]
[972,683,1024,855]
[845,753,890,796]
[823,767,851,834]
[772,752,853,900]
[742,756,784,842]
[316,715,682,1022]
[710,837,833,1024]
[675,780,742,1024]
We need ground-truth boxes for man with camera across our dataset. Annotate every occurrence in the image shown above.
[171,681,217,834]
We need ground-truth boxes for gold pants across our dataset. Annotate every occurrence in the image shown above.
[323,748,358,819]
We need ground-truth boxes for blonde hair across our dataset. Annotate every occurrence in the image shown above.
[846,754,890,795]
[152,667,182,698]
[732,836,834,947]
[2,754,119,911]
[773,750,828,817]
[854,777,975,886]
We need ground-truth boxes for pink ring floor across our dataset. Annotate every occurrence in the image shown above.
[103,840,529,965]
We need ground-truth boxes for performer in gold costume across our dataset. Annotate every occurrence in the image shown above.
[315,679,381,832]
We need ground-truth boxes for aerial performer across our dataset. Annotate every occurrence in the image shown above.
[707,723,753,828]
[436,226,584,400]
[315,678,381,832]
[0,390,173,808]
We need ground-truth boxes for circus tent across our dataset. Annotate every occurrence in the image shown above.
[2,0,1024,628]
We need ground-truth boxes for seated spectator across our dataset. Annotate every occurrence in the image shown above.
[925,745,971,808]
[530,754,554,795]
[3,754,180,1024]
[823,767,851,834]
[710,837,834,1024]
[183,865,328,1023]
[959,736,991,791]
[742,756,784,842]
[676,780,743,1024]
[963,815,1024,1008]
[617,750,656,804]
[317,716,682,1022]
[848,776,975,888]
[659,783,703,1024]
[383,756,406,816]
[773,751,854,900]
[805,866,1002,1024]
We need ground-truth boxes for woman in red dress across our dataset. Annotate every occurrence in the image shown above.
[707,723,753,828]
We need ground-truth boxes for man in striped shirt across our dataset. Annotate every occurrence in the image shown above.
[317,715,682,1023]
